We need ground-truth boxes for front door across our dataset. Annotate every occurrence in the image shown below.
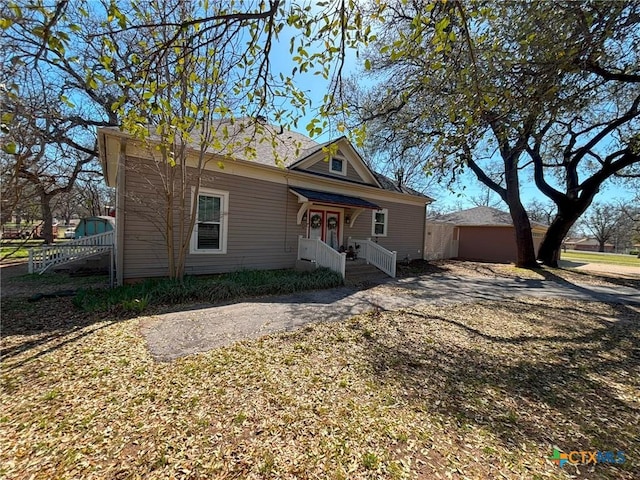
[325,211,340,249]
[308,209,341,249]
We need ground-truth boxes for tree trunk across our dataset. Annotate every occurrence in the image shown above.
[537,207,584,267]
[502,150,537,268]
[598,241,605,252]
[508,199,538,268]
[40,194,55,244]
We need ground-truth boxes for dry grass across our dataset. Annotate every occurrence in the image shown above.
[2,294,638,479]
[398,259,640,289]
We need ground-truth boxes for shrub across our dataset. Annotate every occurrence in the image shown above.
[73,268,342,313]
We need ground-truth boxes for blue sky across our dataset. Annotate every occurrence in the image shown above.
[266,26,635,213]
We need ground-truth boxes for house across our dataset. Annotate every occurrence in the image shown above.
[424,206,548,263]
[562,237,615,253]
[98,120,433,284]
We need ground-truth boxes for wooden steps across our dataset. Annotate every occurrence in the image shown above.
[344,259,389,286]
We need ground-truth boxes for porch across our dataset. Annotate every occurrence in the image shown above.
[297,236,397,280]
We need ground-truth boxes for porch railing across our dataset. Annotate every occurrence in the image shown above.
[28,231,115,277]
[297,236,346,279]
[349,238,397,278]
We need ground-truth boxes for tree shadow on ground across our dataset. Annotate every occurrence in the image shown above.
[0,296,142,370]
[554,266,640,289]
[396,259,450,278]
[356,298,639,478]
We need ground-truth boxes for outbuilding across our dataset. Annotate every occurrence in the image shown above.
[425,206,548,263]
[74,216,115,239]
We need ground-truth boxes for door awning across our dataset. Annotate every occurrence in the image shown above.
[289,187,380,210]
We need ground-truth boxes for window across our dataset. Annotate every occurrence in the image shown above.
[330,156,346,175]
[190,188,229,254]
[372,208,388,237]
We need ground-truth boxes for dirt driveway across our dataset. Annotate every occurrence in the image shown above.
[142,267,640,361]
[569,262,640,277]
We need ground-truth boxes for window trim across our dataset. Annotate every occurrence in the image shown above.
[371,208,388,237]
[329,156,347,176]
[190,187,229,254]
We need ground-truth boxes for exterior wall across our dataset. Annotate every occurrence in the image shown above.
[346,200,425,261]
[121,156,427,280]
[532,229,545,255]
[457,226,518,263]
[304,158,369,184]
[424,222,459,260]
[574,243,615,253]
[122,157,305,280]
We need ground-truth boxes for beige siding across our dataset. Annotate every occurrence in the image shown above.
[345,200,426,261]
[373,200,426,261]
[121,156,428,280]
[122,157,304,280]
[303,158,370,184]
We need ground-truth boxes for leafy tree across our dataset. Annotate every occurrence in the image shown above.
[348,0,640,267]
[2,0,375,279]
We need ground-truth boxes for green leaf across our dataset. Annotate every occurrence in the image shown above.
[60,95,75,108]
[364,58,371,70]
[3,142,17,154]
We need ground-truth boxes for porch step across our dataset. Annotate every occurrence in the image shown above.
[345,260,388,286]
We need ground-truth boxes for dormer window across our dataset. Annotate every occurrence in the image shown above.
[330,156,346,175]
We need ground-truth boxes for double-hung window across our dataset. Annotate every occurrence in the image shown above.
[372,208,388,237]
[191,188,229,254]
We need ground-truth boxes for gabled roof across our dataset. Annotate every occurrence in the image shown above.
[287,136,382,188]
[432,206,548,229]
[98,120,434,202]
[373,172,426,197]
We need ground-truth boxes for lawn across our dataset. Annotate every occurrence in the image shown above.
[1,240,43,260]
[1,293,638,479]
[561,250,640,267]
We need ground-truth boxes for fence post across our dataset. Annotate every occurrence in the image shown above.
[110,246,115,288]
[28,249,34,274]
[391,251,397,278]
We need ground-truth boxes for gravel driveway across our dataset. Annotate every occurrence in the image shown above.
[142,273,640,361]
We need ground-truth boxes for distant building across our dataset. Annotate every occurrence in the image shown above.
[562,237,615,253]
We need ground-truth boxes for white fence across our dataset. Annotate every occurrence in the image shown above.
[28,231,115,276]
[298,236,346,279]
[349,238,397,278]
[424,222,459,260]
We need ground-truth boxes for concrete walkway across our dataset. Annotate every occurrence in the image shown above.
[141,274,640,361]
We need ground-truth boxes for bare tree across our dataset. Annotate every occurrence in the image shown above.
[526,199,556,226]
[2,66,97,244]
[582,203,620,252]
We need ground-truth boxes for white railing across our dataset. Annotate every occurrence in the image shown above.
[29,230,115,275]
[298,236,346,279]
[349,238,397,278]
